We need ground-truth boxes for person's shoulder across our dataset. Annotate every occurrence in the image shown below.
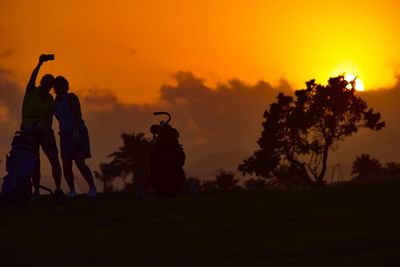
[67,92,79,100]
[67,92,80,105]
[25,84,39,95]
[26,81,37,90]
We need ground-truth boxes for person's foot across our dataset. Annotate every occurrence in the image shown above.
[31,190,40,201]
[67,190,76,198]
[54,188,65,204]
[86,187,97,197]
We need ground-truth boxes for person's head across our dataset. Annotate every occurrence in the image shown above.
[54,76,69,96]
[40,74,55,93]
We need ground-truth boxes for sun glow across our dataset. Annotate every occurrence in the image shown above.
[345,74,365,91]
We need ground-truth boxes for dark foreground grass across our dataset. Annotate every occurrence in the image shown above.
[1,180,400,266]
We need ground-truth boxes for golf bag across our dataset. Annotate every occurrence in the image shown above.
[150,112,185,198]
[1,129,58,205]
[1,131,38,204]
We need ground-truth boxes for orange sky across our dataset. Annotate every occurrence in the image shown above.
[0,0,400,103]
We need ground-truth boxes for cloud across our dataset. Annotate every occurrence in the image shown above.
[0,68,24,172]
[81,71,291,174]
[338,76,400,164]
[1,68,400,183]
[0,68,23,122]
[81,72,400,180]
[0,49,13,58]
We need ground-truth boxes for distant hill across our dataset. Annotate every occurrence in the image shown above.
[185,150,248,180]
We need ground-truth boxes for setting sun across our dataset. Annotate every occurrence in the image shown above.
[345,74,365,91]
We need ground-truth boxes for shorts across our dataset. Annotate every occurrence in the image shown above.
[59,125,91,160]
[20,123,58,155]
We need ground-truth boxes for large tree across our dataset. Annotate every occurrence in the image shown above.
[239,76,385,186]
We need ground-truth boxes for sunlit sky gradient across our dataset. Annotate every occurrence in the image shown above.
[0,0,400,103]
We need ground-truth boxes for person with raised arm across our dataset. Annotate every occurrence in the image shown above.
[21,54,63,199]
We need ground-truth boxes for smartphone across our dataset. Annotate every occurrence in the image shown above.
[43,54,55,61]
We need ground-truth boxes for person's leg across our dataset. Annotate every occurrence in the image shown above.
[41,130,62,189]
[25,125,41,198]
[44,151,62,189]
[73,152,97,194]
[31,161,41,197]
[62,159,75,194]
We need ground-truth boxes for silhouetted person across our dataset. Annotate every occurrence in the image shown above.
[21,54,62,198]
[53,76,97,197]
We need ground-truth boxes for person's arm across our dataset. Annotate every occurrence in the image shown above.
[67,93,83,130]
[26,55,46,92]
[40,97,55,148]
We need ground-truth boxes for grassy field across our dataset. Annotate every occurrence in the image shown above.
[1,180,400,266]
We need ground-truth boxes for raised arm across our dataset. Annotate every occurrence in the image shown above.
[26,55,46,92]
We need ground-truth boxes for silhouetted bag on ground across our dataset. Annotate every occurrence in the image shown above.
[150,112,185,198]
[1,131,38,204]
[1,130,64,205]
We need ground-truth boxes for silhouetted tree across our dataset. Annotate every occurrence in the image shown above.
[94,162,118,193]
[239,76,385,186]
[108,133,153,191]
[215,170,239,190]
[383,162,400,179]
[185,177,201,195]
[244,178,266,190]
[201,180,218,192]
[351,154,383,180]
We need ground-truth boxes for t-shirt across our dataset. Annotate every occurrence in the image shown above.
[54,92,83,132]
[21,86,55,127]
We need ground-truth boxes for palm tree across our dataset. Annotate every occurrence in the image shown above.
[351,154,383,180]
[108,133,153,191]
[215,170,239,190]
[201,180,218,192]
[94,162,117,193]
[244,178,266,190]
[384,162,400,179]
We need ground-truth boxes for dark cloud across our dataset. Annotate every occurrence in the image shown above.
[1,69,400,183]
[82,72,400,180]
[0,69,24,175]
[0,68,23,122]
[0,49,13,58]
[82,71,291,176]
[336,76,400,164]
